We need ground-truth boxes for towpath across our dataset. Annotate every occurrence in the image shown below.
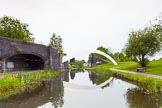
[109,68,162,80]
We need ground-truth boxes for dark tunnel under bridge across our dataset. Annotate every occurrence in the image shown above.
[6,54,45,71]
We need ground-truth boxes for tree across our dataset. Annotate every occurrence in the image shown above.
[0,16,34,42]
[96,46,115,60]
[70,59,85,69]
[49,33,63,54]
[125,16,162,67]
[97,46,111,55]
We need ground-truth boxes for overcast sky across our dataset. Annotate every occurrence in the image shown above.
[0,0,162,61]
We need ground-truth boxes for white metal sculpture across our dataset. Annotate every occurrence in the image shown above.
[94,50,118,65]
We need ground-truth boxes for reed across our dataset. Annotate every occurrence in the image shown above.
[0,70,59,99]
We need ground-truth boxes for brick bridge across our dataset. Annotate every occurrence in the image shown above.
[0,36,68,72]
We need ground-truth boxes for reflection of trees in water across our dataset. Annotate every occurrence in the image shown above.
[88,72,113,88]
[125,87,162,108]
[89,71,97,84]
[70,72,75,80]
[69,70,85,80]
[0,72,68,108]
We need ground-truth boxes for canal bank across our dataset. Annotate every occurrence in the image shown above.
[88,64,162,93]
[0,70,59,100]
[1,70,162,108]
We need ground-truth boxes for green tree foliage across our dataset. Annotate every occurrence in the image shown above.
[96,46,134,62]
[97,46,115,59]
[113,52,119,62]
[49,33,63,54]
[70,58,75,63]
[0,16,34,42]
[113,52,135,62]
[96,46,119,64]
[97,46,111,55]
[70,59,85,69]
[125,16,162,67]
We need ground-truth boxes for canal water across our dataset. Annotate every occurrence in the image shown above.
[0,71,162,108]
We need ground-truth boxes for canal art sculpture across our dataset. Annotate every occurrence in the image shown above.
[94,50,118,65]
[0,36,66,72]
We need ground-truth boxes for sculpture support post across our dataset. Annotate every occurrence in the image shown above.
[2,58,6,72]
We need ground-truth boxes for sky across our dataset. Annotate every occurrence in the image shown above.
[0,0,162,61]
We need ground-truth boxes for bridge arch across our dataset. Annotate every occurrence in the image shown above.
[2,51,47,61]
[0,36,62,72]
[1,53,46,72]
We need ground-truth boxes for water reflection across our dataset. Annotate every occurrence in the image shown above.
[70,71,75,80]
[70,69,85,80]
[0,71,162,108]
[125,87,162,108]
[88,71,113,89]
[0,72,68,108]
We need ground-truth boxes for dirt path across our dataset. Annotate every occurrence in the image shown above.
[109,68,162,80]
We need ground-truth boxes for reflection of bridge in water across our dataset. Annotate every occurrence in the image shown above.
[63,77,114,90]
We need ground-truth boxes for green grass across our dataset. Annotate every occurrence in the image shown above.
[114,62,139,71]
[90,61,139,73]
[146,59,162,75]
[116,60,162,76]
[114,72,162,93]
[91,59,162,76]
[0,70,59,100]
[92,61,138,69]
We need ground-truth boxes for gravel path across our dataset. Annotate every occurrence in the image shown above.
[109,68,162,80]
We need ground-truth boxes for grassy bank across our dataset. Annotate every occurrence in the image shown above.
[92,59,162,76]
[0,70,59,100]
[88,59,162,93]
[147,59,162,75]
[114,72,162,93]
[90,61,139,71]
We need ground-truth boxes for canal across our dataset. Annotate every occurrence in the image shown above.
[0,71,162,108]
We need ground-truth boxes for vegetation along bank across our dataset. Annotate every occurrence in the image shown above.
[0,70,59,100]
[88,59,162,93]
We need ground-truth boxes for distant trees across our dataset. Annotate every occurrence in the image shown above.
[97,46,111,55]
[96,46,111,62]
[96,46,134,62]
[49,33,63,54]
[0,16,34,42]
[69,58,85,70]
[125,15,162,67]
